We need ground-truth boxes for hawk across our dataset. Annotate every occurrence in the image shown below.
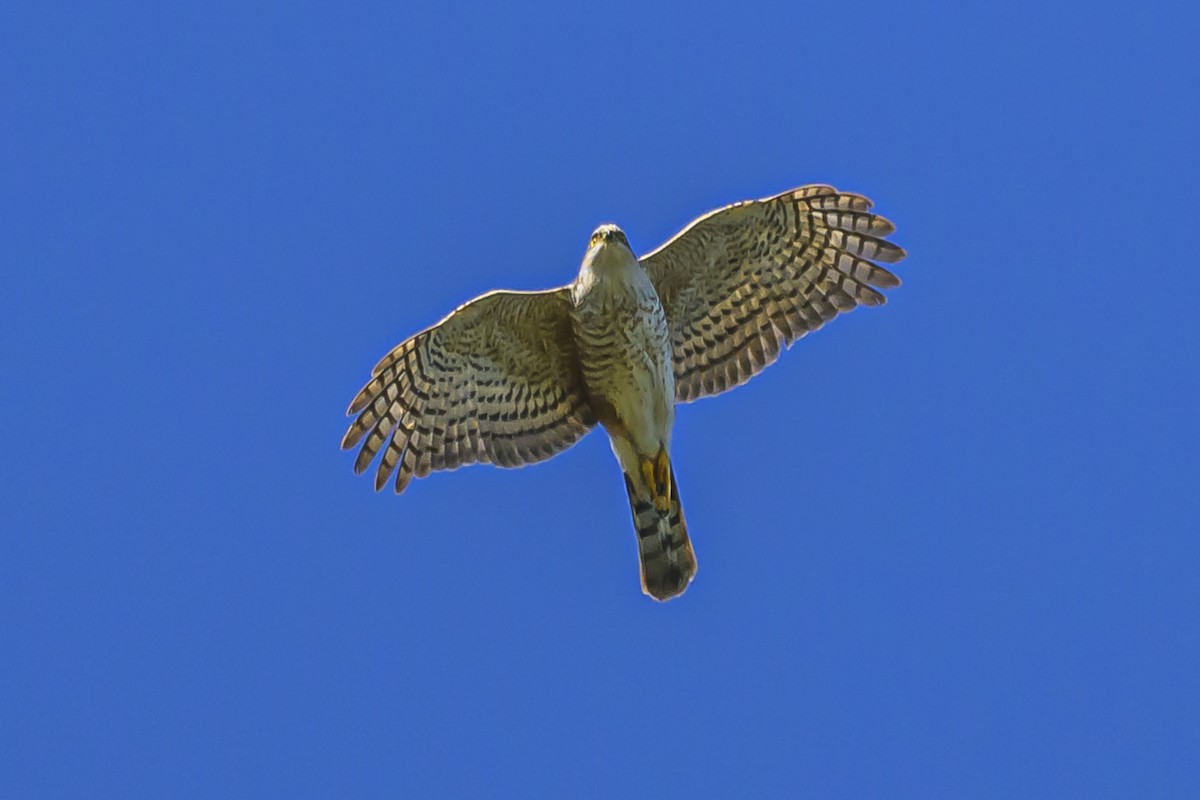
[342,185,905,600]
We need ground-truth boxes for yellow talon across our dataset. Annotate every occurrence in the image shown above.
[640,458,657,503]
[655,448,673,514]
[656,448,672,505]
[638,448,673,514]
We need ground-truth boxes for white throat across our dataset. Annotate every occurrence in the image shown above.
[574,242,640,304]
[585,241,639,277]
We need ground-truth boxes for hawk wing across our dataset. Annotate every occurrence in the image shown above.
[342,288,596,493]
[640,185,906,403]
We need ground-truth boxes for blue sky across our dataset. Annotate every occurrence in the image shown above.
[3,1,1198,797]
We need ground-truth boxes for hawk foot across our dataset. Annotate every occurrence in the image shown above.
[640,447,672,515]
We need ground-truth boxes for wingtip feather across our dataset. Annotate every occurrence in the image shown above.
[347,384,375,415]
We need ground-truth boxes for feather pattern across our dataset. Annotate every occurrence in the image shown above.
[640,185,906,403]
[342,288,596,493]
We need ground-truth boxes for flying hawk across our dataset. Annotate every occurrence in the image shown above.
[342,185,905,600]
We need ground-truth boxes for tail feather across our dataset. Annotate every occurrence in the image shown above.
[623,467,696,601]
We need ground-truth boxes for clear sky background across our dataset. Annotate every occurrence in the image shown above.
[3,1,1198,797]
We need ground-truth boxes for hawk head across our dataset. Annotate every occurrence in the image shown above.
[589,223,631,251]
[580,223,638,279]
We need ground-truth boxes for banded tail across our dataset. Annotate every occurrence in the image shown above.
[623,463,696,601]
